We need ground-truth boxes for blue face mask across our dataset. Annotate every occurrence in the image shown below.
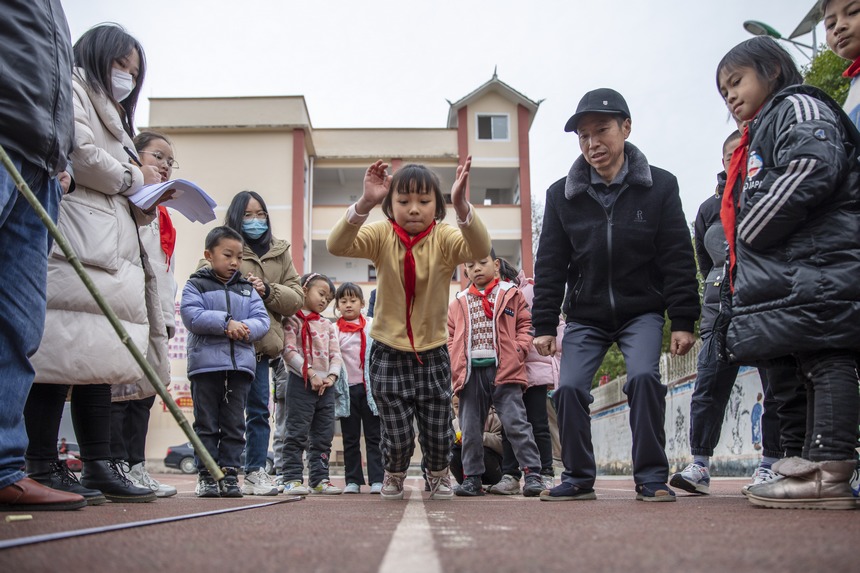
[243,219,268,239]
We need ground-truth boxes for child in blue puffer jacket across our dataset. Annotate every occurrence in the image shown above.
[180,226,270,498]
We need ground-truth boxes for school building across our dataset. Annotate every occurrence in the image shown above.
[141,74,542,465]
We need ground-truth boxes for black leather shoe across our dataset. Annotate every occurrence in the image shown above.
[27,459,107,506]
[80,460,156,503]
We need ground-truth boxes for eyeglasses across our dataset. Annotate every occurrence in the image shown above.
[139,150,179,169]
[243,211,268,221]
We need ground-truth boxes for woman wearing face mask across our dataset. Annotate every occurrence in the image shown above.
[24,24,164,503]
[216,191,303,495]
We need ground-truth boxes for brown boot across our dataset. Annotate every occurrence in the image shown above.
[747,457,856,510]
[0,477,87,511]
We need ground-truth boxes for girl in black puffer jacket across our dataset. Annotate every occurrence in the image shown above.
[717,36,860,510]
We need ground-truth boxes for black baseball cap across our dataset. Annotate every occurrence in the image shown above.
[564,88,631,133]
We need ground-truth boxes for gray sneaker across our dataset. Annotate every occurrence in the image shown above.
[488,474,520,495]
[242,468,279,496]
[128,462,177,498]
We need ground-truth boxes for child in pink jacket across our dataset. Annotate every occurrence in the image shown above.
[447,250,543,498]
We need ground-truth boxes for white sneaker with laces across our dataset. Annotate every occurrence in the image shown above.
[380,471,406,500]
[242,468,279,496]
[488,474,521,495]
[541,474,555,491]
[742,466,779,496]
[283,480,310,495]
[129,462,177,498]
[427,468,453,500]
[370,482,383,494]
[669,462,711,494]
[273,475,286,493]
[312,480,343,495]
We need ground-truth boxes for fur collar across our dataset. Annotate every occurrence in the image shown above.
[564,141,653,200]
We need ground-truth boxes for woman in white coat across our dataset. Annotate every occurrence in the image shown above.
[24,24,162,503]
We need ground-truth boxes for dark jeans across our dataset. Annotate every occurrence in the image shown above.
[281,372,336,486]
[0,154,61,488]
[341,384,383,485]
[244,356,272,473]
[110,395,156,465]
[556,313,668,488]
[501,384,553,478]
[450,444,502,485]
[25,383,112,462]
[795,350,859,461]
[190,370,252,470]
[690,333,799,459]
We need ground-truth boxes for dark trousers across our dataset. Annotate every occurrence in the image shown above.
[341,384,384,485]
[24,383,112,462]
[690,333,801,459]
[281,372,336,486]
[244,356,272,473]
[556,313,668,488]
[501,384,553,478]
[450,444,502,485]
[795,350,859,462]
[190,370,252,471]
[110,395,156,465]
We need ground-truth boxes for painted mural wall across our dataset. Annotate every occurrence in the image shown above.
[592,366,767,476]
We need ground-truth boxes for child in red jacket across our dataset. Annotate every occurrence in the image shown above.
[447,249,543,497]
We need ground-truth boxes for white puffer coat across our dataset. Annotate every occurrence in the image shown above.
[32,71,164,388]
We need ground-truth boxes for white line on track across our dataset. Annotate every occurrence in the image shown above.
[377,484,442,573]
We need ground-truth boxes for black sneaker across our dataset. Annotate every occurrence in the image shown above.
[539,481,597,502]
[455,476,484,497]
[635,482,676,502]
[522,473,544,498]
[196,472,220,498]
[219,467,243,498]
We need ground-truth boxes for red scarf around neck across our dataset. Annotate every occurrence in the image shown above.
[158,206,176,270]
[296,309,321,382]
[337,315,367,386]
[468,278,499,319]
[720,124,750,292]
[389,218,436,362]
[843,57,860,78]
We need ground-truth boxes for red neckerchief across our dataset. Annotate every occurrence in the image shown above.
[468,278,499,318]
[843,57,860,78]
[389,218,436,362]
[337,315,367,387]
[296,309,321,383]
[157,206,176,270]
[720,124,750,292]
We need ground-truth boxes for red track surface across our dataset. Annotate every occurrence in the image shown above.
[0,473,856,572]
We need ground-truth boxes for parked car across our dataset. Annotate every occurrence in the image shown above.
[164,443,275,474]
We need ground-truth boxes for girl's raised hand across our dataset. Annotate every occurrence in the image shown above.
[356,160,391,215]
[451,155,472,219]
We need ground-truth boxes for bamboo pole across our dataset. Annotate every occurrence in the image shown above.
[0,144,223,481]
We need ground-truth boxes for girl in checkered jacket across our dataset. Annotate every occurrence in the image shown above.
[327,158,491,500]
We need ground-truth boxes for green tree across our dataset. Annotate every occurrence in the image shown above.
[803,46,851,105]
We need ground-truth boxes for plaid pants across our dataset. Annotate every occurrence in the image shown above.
[369,342,453,473]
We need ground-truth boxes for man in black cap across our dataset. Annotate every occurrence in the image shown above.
[531,88,699,502]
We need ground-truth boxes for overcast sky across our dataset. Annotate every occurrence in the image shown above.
[62,0,822,223]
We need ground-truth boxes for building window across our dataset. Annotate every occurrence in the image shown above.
[368,265,377,282]
[477,114,509,140]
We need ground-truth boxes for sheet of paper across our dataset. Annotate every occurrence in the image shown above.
[128,179,217,223]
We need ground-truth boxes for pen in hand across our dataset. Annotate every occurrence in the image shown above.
[123,146,143,167]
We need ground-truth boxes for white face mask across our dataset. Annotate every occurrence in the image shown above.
[111,68,134,102]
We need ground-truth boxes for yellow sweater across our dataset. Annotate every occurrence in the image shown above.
[327,212,491,352]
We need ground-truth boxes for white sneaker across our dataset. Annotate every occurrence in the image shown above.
[380,471,406,500]
[242,468,279,496]
[850,465,859,500]
[427,468,453,500]
[273,475,286,493]
[669,462,711,494]
[283,480,310,495]
[129,462,177,498]
[742,466,779,496]
[343,483,361,494]
[370,482,383,494]
[541,474,555,491]
[312,480,343,495]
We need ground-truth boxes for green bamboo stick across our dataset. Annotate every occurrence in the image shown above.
[0,143,223,481]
